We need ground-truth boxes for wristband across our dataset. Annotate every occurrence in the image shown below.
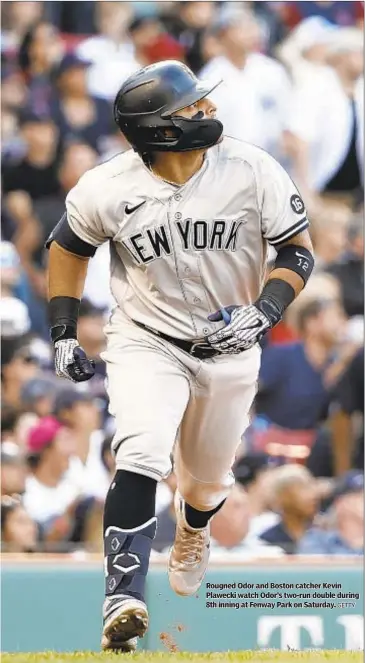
[49,296,80,343]
[255,279,295,328]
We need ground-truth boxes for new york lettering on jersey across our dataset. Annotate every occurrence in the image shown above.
[121,218,245,265]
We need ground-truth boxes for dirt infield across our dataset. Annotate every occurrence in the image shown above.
[2,650,363,663]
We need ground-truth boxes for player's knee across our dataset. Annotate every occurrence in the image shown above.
[114,432,173,481]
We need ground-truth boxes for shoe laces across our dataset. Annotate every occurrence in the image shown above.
[175,526,206,566]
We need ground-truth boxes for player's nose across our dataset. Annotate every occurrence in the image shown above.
[204,97,217,118]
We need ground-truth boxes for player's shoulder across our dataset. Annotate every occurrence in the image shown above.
[216,136,281,172]
[68,150,141,197]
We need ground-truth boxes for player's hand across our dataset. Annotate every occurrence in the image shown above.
[206,304,271,354]
[54,339,95,382]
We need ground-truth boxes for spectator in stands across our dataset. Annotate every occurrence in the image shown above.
[233,452,281,537]
[298,470,364,555]
[210,482,283,557]
[1,1,44,53]
[18,21,64,116]
[1,494,38,552]
[20,376,58,418]
[50,53,114,155]
[127,15,185,68]
[3,143,97,320]
[1,399,39,453]
[259,465,318,554]
[326,212,364,318]
[1,443,27,496]
[59,141,98,193]
[309,202,350,271]
[2,112,60,199]
[76,1,139,100]
[200,9,291,159]
[163,1,215,71]
[0,240,31,335]
[247,298,347,463]
[330,347,364,475]
[23,416,80,527]
[36,141,98,244]
[1,339,40,411]
[1,65,28,114]
[210,483,249,551]
[277,1,364,30]
[2,190,48,334]
[53,389,110,501]
[250,2,287,56]
[1,405,20,444]
[285,27,363,203]
[43,1,96,35]
[1,107,24,166]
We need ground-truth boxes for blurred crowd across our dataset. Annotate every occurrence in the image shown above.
[1,1,364,557]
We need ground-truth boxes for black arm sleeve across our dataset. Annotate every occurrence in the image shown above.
[45,213,97,257]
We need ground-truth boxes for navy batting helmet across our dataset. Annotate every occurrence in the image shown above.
[113,60,223,153]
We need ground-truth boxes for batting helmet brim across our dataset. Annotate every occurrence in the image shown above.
[160,79,222,118]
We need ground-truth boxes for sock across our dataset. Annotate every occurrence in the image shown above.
[104,469,157,532]
[103,470,157,603]
[185,499,226,529]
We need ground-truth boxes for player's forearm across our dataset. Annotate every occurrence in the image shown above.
[255,230,314,327]
[47,241,89,300]
[47,241,90,343]
[266,267,304,299]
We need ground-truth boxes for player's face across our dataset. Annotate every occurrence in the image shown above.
[172,96,223,146]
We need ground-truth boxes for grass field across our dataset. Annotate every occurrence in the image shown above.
[2,652,363,663]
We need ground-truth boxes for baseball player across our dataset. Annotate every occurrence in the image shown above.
[46,61,314,651]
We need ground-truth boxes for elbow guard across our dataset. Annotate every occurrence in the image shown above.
[45,213,97,258]
[273,244,315,286]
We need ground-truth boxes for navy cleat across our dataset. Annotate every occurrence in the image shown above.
[101,517,157,651]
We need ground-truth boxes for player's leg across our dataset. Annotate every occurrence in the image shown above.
[101,316,190,649]
[169,345,261,596]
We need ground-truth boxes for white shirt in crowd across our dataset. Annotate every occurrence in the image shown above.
[286,71,364,191]
[23,474,80,525]
[24,432,111,524]
[200,54,292,160]
[77,36,140,100]
[247,510,279,538]
[66,430,111,502]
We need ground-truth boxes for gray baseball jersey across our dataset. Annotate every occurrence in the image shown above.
[66,136,308,339]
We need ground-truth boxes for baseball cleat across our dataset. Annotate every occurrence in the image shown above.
[101,594,148,651]
[168,491,210,596]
